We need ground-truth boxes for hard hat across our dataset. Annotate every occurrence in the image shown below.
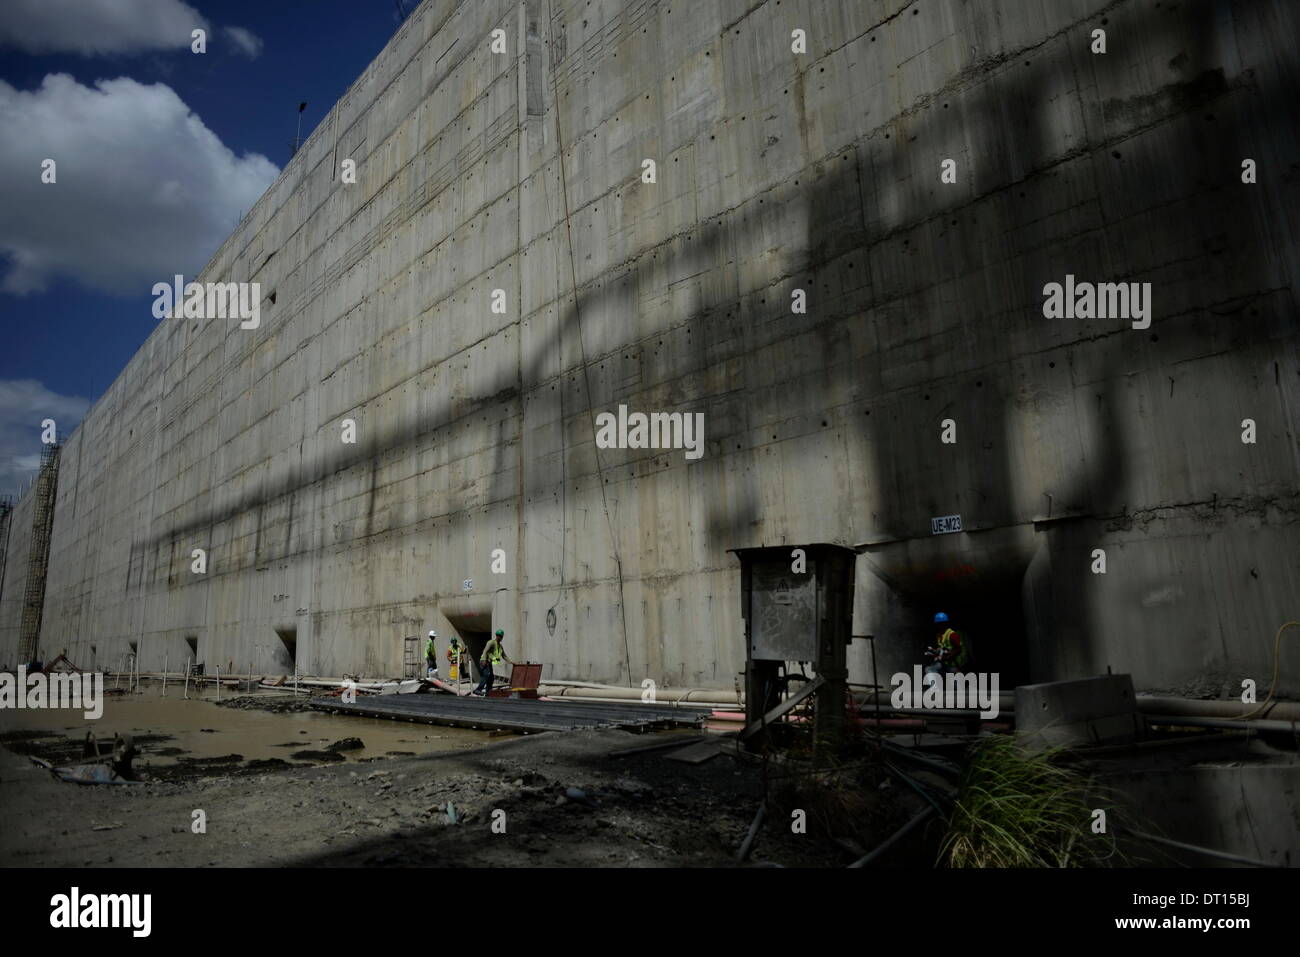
[429,630,436,637]
[495,629,504,636]
[933,612,949,623]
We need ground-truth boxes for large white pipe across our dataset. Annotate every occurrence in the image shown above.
[540,683,740,705]
[540,691,734,710]
[1136,695,1300,722]
[113,671,1299,726]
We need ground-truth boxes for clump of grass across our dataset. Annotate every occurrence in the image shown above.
[941,736,1120,868]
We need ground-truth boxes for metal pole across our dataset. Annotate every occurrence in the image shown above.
[163,652,168,696]
[184,656,191,699]
[216,664,220,702]
[848,806,936,868]
[869,635,881,729]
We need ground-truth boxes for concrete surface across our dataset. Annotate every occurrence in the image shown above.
[3,0,1297,695]
[1016,674,1142,750]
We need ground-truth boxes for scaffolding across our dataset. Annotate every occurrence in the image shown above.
[18,443,60,664]
[403,635,422,679]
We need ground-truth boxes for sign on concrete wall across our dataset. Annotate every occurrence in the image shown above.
[930,514,963,535]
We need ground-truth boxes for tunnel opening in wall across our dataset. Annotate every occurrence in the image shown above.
[273,627,296,673]
[860,528,1035,689]
[438,595,494,686]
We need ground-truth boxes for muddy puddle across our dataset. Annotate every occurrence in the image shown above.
[0,682,490,779]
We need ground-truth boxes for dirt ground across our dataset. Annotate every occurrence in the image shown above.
[0,721,935,867]
[0,683,943,867]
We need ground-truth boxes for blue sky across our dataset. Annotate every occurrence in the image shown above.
[0,0,416,495]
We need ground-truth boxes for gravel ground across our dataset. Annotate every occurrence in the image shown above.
[0,728,925,867]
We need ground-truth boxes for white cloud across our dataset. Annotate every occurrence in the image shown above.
[0,73,279,296]
[0,0,210,56]
[0,379,89,496]
[223,25,263,59]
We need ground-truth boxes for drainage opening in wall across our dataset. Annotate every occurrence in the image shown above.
[863,545,1032,689]
[922,582,1030,688]
[273,627,297,673]
[457,628,490,686]
[438,598,495,690]
[442,620,490,687]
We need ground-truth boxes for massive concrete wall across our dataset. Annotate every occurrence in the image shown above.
[0,494,34,666]
[3,0,1297,695]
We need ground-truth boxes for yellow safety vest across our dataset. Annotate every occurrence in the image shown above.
[937,628,967,667]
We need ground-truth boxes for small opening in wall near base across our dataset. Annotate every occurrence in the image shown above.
[274,627,297,670]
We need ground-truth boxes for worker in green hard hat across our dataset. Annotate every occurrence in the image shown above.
[446,636,465,683]
[473,629,514,696]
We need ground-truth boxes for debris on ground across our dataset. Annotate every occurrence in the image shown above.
[290,750,346,763]
[1,728,885,866]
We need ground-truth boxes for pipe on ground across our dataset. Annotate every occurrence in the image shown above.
[848,806,936,868]
[107,673,1300,727]
[1137,695,1300,723]
[1142,714,1298,734]
[540,683,740,705]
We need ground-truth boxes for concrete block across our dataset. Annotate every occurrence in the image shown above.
[1016,674,1142,750]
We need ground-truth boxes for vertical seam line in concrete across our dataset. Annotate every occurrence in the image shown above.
[516,1,528,655]
[543,0,633,685]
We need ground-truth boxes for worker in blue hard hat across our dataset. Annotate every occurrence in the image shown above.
[925,611,970,676]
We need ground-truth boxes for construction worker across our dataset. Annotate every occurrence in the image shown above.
[925,612,969,676]
[445,636,464,681]
[425,630,440,678]
[473,629,513,696]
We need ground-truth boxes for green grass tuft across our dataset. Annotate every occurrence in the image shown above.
[940,736,1122,868]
